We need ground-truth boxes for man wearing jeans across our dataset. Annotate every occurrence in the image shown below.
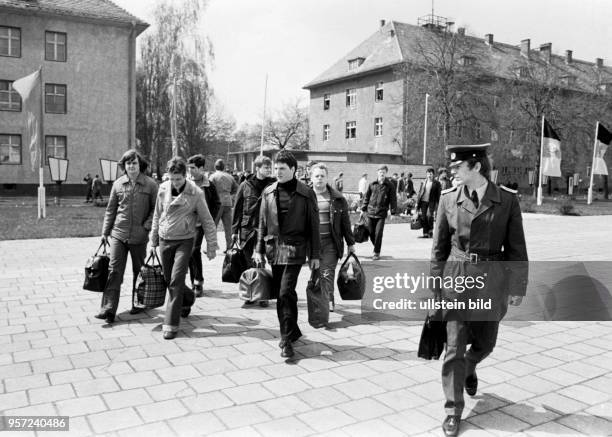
[210,159,238,252]
[361,165,397,260]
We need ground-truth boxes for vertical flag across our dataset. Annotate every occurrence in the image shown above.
[594,123,611,176]
[12,68,42,172]
[542,119,562,177]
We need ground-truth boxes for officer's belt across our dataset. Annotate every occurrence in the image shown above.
[451,247,504,264]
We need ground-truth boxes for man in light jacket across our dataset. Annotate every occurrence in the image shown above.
[149,157,218,340]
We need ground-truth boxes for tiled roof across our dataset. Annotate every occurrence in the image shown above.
[0,0,148,32]
[304,20,612,91]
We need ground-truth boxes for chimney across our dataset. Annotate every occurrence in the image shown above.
[565,50,573,64]
[485,34,493,46]
[521,39,530,58]
[596,58,604,68]
[380,19,386,27]
[389,29,395,38]
[539,43,552,63]
[457,27,465,36]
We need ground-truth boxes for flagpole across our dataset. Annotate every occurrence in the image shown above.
[259,74,268,156]
[423,93,429,165]
[587,121,599,205]
[38,66,46,219]
[537,116,544,206]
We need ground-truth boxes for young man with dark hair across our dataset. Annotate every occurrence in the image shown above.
[416,167,442,238]
[210,159,239,252]
[232,155,276,307]
[254,150,320,358]
[361,165,397,260]
[431,144,528,436]
[187,154,222,296]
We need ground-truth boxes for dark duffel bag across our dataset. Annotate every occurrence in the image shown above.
[135,251,167,309]
[83,240,110,292]
[417,311,447,360]
[239,266,276,301]
[306,268,329,328]
[222,241,249,283]
[410,214,423,230]
[337,252,366,300]
[353,216,369,243]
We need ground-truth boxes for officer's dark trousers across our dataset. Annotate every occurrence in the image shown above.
[419,201,433,236]
[442,318,499,416]
[367,216,385,254]
[272,264,303,342]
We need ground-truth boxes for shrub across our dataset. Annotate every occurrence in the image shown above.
[559,200,578,216]
[520,199,535,213]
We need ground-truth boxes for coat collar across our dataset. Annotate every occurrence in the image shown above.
[266,179,311,197]
[456,181,501,217]
[117,173,146,186]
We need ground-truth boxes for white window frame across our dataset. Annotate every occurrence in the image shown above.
[323,94,330,110]
[0,134,22,164]
[345,121,357,139]
[375,82,384,101]
[455,120,463,138]
[45,31,67,62]
[0,80,21,111]
[346,88,356,108]
[45,135,67,163]
[0,26,20,57]
[45,84,67,114]
[374,117,383,137]
[323,124,330,141]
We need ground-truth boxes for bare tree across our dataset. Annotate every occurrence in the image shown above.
[266,99,309,150]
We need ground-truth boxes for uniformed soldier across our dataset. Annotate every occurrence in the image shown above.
[430,143,528,437]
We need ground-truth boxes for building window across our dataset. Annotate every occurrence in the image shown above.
[346,88,356,108]
[0,134,21,164]
[455,120,463,138]
[348,57,364,70]
[561,75,576,86]
[375,82,383,101]
[323,124,330,141]
[515,66,529,78]
[491,129,498,141]
[461,56,475,66]
[0,80,21,111]
[475,122,481,140]
[323,94,330,110]
[45,136,67,163]
[374,117,383,137]
[0,26,20,57]
[45,84,67,113]
[45,31,67,62]
[345,121,356,139]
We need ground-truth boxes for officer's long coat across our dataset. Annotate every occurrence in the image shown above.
[430,183,528,321]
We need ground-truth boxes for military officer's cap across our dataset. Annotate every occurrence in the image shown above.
[446,143,490,167]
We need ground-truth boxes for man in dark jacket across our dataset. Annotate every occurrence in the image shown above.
[187,154,222,296]
[254,150,320,358]
[361,165,397,260]
[232,155,276,306]
[430,144,528,437]
[417,167,442,238]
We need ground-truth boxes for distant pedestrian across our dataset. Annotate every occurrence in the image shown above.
[416,168,441,238]
[83,173,93,202]
[210,159,239,252]
[333,172,344,192]
[405,172,416,197]
[92,175,104,203]
[438,167,452,190]
[358,173,368,199]
[95,150,158,323]
[361,165,397,260]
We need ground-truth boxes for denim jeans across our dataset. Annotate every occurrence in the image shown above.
[442,319,499,415]
[367,216,386,254]
[272,264,303,342]
[215,205,233,251]
[188,226,204,284]
[100,237,147,315]
[159,238,194,332]
[319,235,339,303]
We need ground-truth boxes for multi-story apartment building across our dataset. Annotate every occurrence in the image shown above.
[304,18,612,191]
[0,0,148,194]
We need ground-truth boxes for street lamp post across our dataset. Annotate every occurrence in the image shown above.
[100,158,119,188]
[48,157,69,206]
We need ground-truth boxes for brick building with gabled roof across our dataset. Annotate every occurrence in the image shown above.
[0,0,148,194]
[304,18,612,192]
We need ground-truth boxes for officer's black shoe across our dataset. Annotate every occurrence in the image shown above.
[280,342,294,358]
[465,373,478,396]
[442,415,461,437]
[163,331,177,340]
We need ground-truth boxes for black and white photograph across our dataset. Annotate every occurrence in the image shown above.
[1,0,611,435]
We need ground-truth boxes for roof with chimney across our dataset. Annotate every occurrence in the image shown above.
[304,20,612,91]
[0,0,148,33]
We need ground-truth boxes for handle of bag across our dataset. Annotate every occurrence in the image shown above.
[95,240,109,256]
[309,268,320,285]
[145,250,163,267]
[340,252,361,269]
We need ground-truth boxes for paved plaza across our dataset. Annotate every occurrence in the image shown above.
[0,213,611,436]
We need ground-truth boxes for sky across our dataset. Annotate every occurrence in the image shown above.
[113,0,612,126]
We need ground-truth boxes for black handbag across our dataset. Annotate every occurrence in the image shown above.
[410,214,423,230]
[306,269,329,328]
[239,266,275,301]
[83,241,110,292]
[353,216,369,243]
[337,253,366,300]
[417,311,447,360]
[222,241,249,283]
[135,251,167,309]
